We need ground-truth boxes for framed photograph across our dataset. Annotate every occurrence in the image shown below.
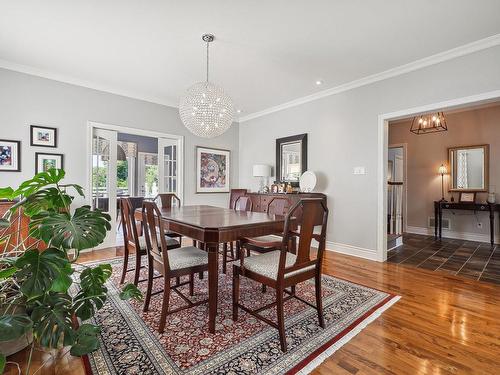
[196,146,230,193]
[459,192,476,203]
[0,139,21,172]
[35,152,63,174]
[31,125,57,148]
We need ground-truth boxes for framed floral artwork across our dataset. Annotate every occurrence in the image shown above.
[0,139,21,172]
[35,152,64,174]
[31,125,57,148]
[196,146,230,193]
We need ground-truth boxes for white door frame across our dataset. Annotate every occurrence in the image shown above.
[377,89,500,262]
[87,121,184,205]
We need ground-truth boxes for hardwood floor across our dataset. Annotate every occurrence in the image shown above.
[5,243,500,374]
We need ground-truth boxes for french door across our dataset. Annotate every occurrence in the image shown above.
[91,128,118,249]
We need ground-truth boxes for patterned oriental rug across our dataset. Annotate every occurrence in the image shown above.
[81,257,399,375]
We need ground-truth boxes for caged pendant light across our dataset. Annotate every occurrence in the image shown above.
[410,112,448,135]
[179,34,235,138]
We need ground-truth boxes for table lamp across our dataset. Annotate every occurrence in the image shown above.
[253,164,271,193]
[438,164,447,202]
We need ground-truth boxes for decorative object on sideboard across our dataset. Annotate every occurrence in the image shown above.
[276,133,307,187]
[438,164,447,202]
[35,152,63,174]
[0,139,21,172]
[196,146,230,193]
[299,171,317,192]
[179,34,235,138]
[30,125,57,148]
[459,192,476,203]
[410,112,447,135]
[253,164,271,193]
[488,185,496,203]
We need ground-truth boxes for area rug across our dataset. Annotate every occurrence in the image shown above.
[80,257,399,375]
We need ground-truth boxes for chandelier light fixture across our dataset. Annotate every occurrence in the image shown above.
[410,112,447,135]
[179,34,235,138]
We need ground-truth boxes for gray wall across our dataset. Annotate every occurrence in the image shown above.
[239,46,500,258]
[0,68,239,208]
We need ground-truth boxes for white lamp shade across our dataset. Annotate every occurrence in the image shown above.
[253,164,271,177]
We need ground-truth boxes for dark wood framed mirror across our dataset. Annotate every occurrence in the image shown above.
[276,133,307,186]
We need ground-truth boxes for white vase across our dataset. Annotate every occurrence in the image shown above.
[487,193,496,203]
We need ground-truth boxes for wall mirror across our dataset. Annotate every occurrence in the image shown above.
[276,133,307,186]
[448,144,489,192]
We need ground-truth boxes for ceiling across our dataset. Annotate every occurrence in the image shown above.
[1,0,500,119]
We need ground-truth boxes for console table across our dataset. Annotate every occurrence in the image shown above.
[434,201,499,246]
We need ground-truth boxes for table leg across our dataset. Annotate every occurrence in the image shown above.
[489,207,494,247]
[207,242,219,334]
[434,202,438,238]
[439,204,443,239]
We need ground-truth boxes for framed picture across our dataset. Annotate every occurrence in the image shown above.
[196,146,230,193]
[31,125,57,148]
[35,152,64,174]
[459,192,476,203]
[0,139,21,172]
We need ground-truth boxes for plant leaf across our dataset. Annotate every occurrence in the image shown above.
[35,206,111,251]
[14,248,71,300]
[69,324,101,356]
[0,314,33,342]
[0,218,10,228]
[73,265,110,321]
[50,261,73,293]
[0,353,5,374]
[22,187,73,217]
[119,283,143,301]
[31,292,75,348]
[11,169,66,198]
[0,187,14,200]
[0,266,17,279]
[59,184,85,197]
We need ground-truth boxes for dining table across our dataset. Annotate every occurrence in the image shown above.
[135,204,286,333]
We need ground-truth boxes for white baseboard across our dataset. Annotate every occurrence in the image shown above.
[325,240,379,261]
[406,225,498,244]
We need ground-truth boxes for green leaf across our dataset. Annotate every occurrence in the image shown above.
[50,262,73,293]
[15,248,71,300]
[119,283,143,301]
[69,324,101,356]
[59,184,85,197]
[0,218,10,228]
[0,353,5,374]
[31,293,75,348]
[0,266,17,279]
[0,314,33,342]
[73,265,110,321]
[22,187,73,217]
[35,206,111,251]
[11,169,66,198]
[0,187,14,200]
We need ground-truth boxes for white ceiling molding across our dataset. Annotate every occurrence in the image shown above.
[239,33,500,123]
[0,58,178,108]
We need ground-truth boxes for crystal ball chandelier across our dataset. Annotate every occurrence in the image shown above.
[179,34,235,138]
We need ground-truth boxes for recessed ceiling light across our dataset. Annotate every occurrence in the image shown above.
[237,109,242,113]
[315,80,323,85]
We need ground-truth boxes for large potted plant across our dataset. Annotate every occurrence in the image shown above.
[0,169,141,374]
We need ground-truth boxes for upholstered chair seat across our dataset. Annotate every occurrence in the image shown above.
[242,250,315,280]
[167,246,209,270]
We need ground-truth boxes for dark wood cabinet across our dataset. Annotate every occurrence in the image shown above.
[246,192,327,217]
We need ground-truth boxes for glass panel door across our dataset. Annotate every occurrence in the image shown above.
[158,138,180,201]
[91,128,117,249]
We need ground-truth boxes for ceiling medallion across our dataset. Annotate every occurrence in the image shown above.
[410,112,447,135]
[179,34,235,138]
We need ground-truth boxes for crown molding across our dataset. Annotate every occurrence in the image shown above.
[240,33,500,123]
[0,58,179,108]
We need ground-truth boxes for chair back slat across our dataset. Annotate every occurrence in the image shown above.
[234,196,253,212]
[120,198,140,247]
[280,198,328,277]
[142,201,171,274]
[229,189,247,209]
[267,197,289,217]
[156,193,181,209]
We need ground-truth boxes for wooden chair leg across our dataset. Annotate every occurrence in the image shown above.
[120,246,129,285]
[235,240,241,260]
[261,284,267,293]
[315,271,325,329]
[198,241,204,279]
[290,285,296,296]
[222,242,228,274]
[232,265,240,321]
[143,261,154,312]
[133,250,141,286]
[158,278,171,333]
[189,273,194,296]
[192,239,197,247]
[230,242,234,258]
[198,271,204,280]
[276,287,287,352]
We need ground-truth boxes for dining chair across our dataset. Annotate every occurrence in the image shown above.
[142,201,209,333]
[232,198,328,352]
[154,193,184,243]
[221,195,253,274]
[119,198,181,286]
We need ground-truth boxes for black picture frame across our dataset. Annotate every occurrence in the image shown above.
[0,139,21,172]
[35,152,64,174]
[276,133,307,187]
[30,125,58,148]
